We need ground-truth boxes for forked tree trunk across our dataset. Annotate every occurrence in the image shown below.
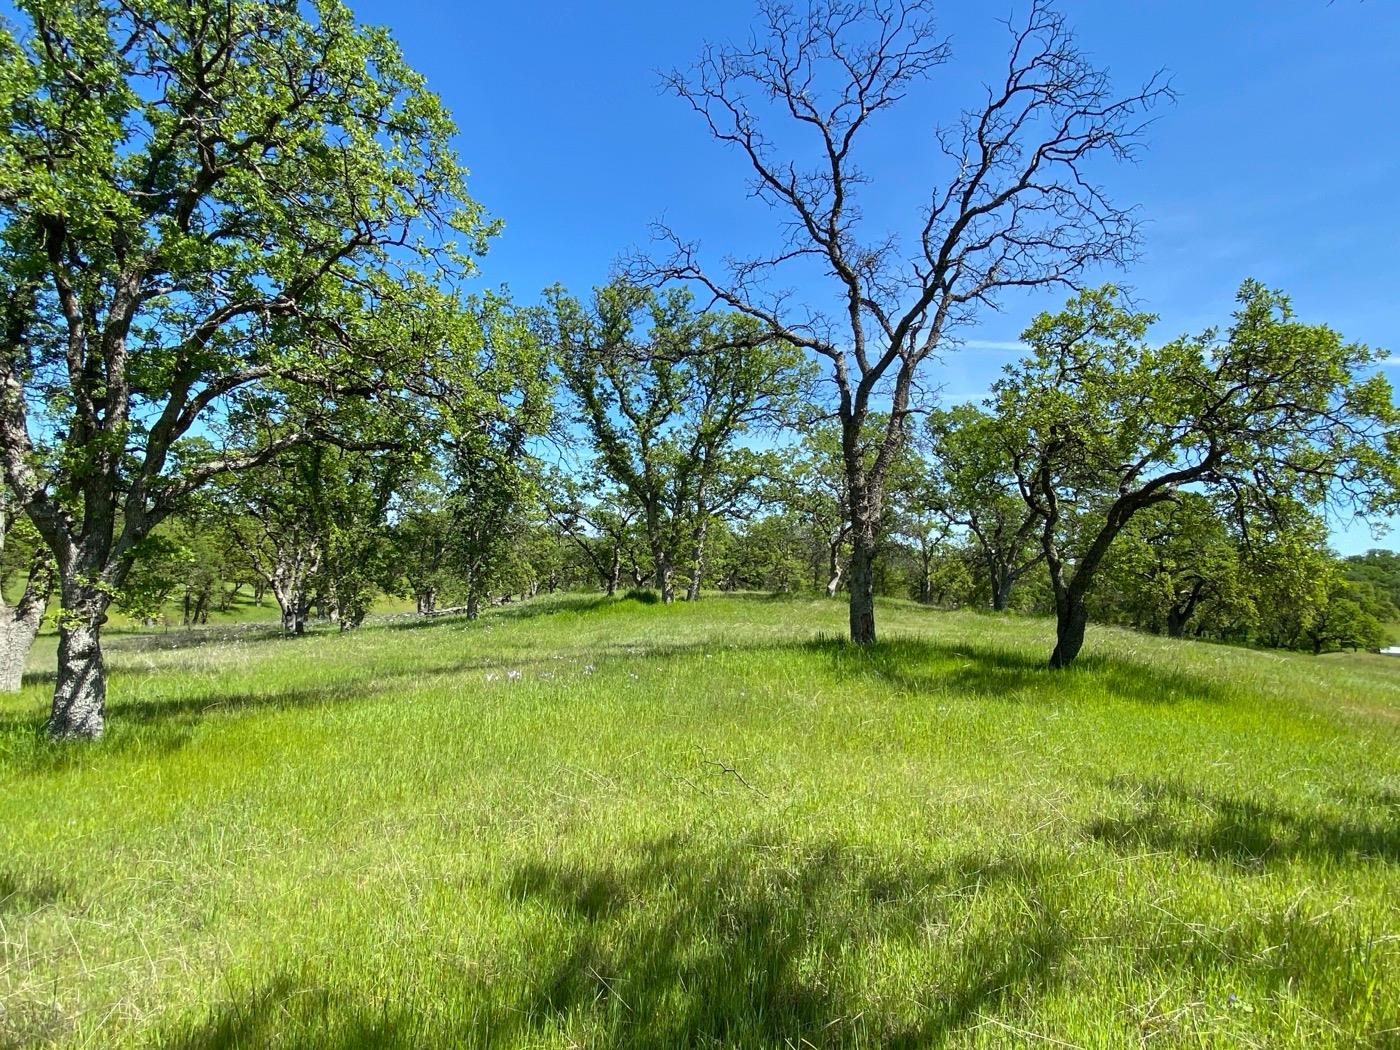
[848,535,877,645]
[274,584,308,635]
[47,585,110,740]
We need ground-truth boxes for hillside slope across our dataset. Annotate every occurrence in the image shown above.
[2,595,1397,1048]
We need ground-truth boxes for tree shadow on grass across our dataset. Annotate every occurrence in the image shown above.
[0,682,388,775]
[0,866,70,918]
[1,628,1229,775]
[496,835,1070,1048]
[1087,777,1400,868]
[156,835,1071,1049]
[793,635,1232,707]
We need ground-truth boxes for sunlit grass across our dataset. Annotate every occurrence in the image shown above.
[2,594,1397,1047]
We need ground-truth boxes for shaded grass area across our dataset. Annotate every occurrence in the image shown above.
[1,593,1398,1047]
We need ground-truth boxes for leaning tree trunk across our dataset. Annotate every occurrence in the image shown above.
[847,533,877,645]
[0,608,41,693]
[47,582,111,740]
[1,554,51,693]
[1049,595,1089,669]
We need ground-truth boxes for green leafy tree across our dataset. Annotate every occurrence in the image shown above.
[1303,576,1393,655]
[925,406,1044,611]
[540,471,643,597]
[114,515,231,626]
[552,284,808,603]
[1245,520,1334,651]
[1342,550,1400,613]
[389,472,454,615]
[1094,494,1253,639]
[781,425,852,597]
[437,305,553,618]
[215,446,324,635]
[0,0,491,737]
[307,445,413,631]
[993,281,1398,668]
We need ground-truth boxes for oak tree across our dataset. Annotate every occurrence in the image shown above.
[645,0,1167,642]
[0,0,491,735]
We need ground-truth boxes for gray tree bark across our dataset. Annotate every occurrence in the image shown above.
[685,521,708,602]
[847,534,877,645]
[654,547,675,604]
[46,581,110,739]
[0,597,43,693]
[0,549,51,693]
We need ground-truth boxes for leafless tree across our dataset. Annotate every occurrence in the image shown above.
[635,0,1169,642]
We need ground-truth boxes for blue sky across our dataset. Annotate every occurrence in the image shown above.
[348,0,1399,553]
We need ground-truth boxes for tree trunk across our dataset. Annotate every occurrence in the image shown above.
[990,566,1014,612]
[848,535,877,645]
[825,540,843,598]
[417,587,437,615]
[0,611,40,693]
[606,545,620,596]
[1,554,51,693]
[918,546,933,604]
[685,523,708,602]
[274,585,307,635]
[0,614,39,693]
[1165,607,1187,639]
[1049,597,1089,669]
[47,586,110,740]
[655,548,675,604]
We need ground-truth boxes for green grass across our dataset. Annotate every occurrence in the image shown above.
[2,594,1398,1048]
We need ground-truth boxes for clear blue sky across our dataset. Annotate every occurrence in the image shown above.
[348,0,1399,554]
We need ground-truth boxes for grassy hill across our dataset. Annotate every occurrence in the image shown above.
[1,595,1397,1048]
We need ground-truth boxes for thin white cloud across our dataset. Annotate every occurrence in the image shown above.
[960,339,1028,353]
[1377,355,1400,368]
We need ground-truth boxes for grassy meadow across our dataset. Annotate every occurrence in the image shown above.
[2,594,1398,1048]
